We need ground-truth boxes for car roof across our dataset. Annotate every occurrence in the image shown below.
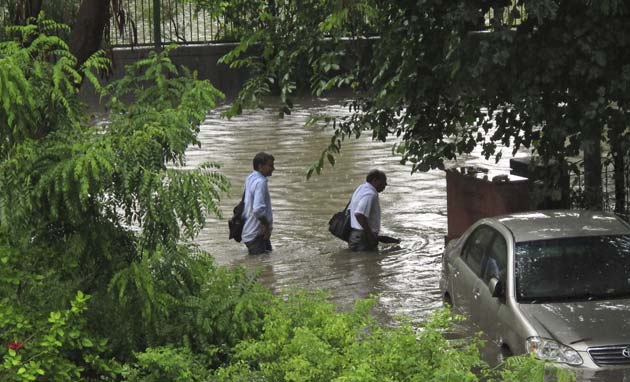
[486,210,630,243]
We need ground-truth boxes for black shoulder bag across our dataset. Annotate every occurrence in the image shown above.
[328,199,352,242]
[228,191,246,242]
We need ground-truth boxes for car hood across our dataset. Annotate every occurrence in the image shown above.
[518,299,630,349]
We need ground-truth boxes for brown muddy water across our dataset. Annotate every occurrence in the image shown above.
[188,97,518,323]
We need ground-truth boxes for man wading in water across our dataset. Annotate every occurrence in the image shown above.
[241,152,275,255]
[347,169,399,251]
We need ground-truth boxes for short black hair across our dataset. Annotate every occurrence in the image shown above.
[253,152,275,170]
[366,169,386,183]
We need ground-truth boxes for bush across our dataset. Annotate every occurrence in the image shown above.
[122,346,208,382]
[212,291,572,382]
[0,291,119,382]
[0,15,270,380]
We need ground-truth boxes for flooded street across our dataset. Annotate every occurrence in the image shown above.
[188,96,515,323]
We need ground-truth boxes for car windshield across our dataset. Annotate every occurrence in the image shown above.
[515,235,630,303]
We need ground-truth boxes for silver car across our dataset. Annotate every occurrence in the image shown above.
[440,210,630,369]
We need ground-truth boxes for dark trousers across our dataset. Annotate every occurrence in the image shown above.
[245,235,272,255]
[348,229,378,252]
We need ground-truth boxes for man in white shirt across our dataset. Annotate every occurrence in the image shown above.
[241,152,275,255]
[348,169,388,251]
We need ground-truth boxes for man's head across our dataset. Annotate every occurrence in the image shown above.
[366,169,387,192]
[253,152,275,177]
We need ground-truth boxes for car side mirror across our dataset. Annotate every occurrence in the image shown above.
[489,277,505,298]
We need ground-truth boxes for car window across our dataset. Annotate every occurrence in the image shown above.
[462,225,496,276]
[482,235,507,284]
[515,235,630,302]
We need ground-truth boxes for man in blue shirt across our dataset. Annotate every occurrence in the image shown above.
[241,152,275,255]
[348,169,388,251]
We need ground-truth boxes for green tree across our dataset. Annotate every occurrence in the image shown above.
[0,16,271,379]
[452,1,630,210]
[213,0,374,118]
[0,1,77,43]
[2,1,131,67]
[213,0,630,210]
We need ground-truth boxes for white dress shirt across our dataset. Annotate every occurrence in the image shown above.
[241,171,273,243]
[349,182,381,235]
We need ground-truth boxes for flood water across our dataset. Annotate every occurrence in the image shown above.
[188,96,516,323]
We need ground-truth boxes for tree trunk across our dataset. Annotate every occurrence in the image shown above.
[29,0,43,16]
[69,0,110,67]
[13,0,43,25]
[610,113,626,215]
[613,142,625,215]
[582,124,603,210]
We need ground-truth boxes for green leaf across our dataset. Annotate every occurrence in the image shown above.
[82,338,93,348]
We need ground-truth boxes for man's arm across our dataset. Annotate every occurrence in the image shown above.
[252,180,271,239]
[355,212,378,244]
[258,216,271,240]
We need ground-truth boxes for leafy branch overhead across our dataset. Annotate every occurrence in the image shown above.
[209,0,630,209]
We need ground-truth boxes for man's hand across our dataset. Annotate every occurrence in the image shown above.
[259,216,271,240]
[355,213,378,244]
[262,224,271,240]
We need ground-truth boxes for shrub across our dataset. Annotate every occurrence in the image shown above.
[212,291,574,382]
[0,291,119,382]
[122,346,208,382]
[0,15,270,380]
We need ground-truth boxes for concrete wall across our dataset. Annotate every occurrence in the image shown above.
[81,42,249,107]
[111,43,249,96]
[81,38,373,108]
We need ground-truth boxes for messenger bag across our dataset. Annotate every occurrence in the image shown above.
[328,199,352,242]
[228,191,246,242]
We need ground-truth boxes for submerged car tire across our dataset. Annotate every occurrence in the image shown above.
[443,293,452,308]
[499,344,513,363]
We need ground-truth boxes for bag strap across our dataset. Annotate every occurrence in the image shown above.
[239,181,247,203]
[342,198,351,212]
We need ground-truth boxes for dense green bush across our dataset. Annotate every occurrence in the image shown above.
[0,292,119,382]
[0,15,271,380]
[211,292,573,382]
[122,346,208,382]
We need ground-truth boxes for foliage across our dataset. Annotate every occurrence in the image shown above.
[495,355,575,382]
[0,16,273,380]
[0,291,119,382]
[214,0,374,118]
[122,346,208,382]
[0,1,79,41]
[208,0,630,209]
[456,0,630,208]
[213,292,564,382]
[321,0,630,181]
